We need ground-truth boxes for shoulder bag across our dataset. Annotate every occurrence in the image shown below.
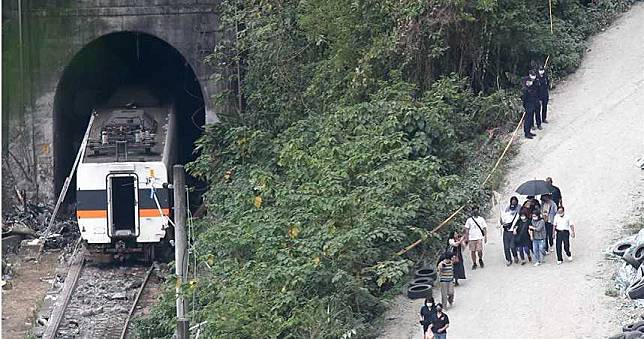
[470,217,486,237]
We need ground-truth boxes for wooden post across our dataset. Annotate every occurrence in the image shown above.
[548,0,554,34]
[173,165,189,339]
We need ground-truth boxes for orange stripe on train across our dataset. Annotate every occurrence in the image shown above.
[139,208,170,217]
[76,210,107,218]
[76,208,170,219]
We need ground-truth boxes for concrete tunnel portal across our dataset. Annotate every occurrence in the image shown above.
[53,31,206,203]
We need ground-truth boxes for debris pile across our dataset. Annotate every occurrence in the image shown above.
[2,201,79,291]
[609,229,644,338]
[611,229,644,299]
[2,202,79,255]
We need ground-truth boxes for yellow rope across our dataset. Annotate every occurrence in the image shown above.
[396,111,526,256]
[398,0,555,256]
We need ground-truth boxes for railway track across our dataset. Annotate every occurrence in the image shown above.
[43,252,155,339]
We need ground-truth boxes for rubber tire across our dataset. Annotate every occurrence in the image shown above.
[623,244,644,268]
[609,333,626,339]
[624,321,644,332]
[614,240,636,257]
[410,277,434,286]
[627,278,644,300]
[407,284,432,299]
[414,268,438,280]
[625,331,644,339]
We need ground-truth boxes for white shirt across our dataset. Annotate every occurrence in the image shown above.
[500,208,519,225]
[465,216,487,241]
[553,213,573,231]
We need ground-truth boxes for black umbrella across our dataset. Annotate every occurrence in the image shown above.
[515,180,552,196]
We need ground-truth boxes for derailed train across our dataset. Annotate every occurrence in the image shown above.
[75,88,175,260]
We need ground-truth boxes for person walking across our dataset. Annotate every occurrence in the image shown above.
[521,74,540,139]
[420,297,437,339]
[437,252,455,308]
[546,177,563,207]
[529,212,547,266]
[500,196,520,266]
[537,66,550,123]
[553,206,575,264]
[430,304,450,339]
[540,194,557,253]
[447,231,466,285]
[463,206,487,270]
[514,212,532,264]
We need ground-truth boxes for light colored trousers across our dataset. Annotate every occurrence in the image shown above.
[439,281,454,306]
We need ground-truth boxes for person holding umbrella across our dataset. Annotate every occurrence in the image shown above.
[546,177,563,207]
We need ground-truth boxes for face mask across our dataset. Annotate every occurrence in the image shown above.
[520,216,527,221]
[529,75,536,80]
[510,204,517,208]
[539,70,545,75]
[558,212,564,216]
[532,217,538,221]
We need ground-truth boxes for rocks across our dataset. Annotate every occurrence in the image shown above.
[126,280,143,290]
[32,325,45,338]
[18,239,44,260]
[107,292,128,300]
[80,306,103,317]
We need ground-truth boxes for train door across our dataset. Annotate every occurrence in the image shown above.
[107,174,140,238]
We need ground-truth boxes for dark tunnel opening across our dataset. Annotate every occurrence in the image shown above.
[53,32,205,205]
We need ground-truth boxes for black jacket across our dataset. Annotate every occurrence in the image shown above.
[537,73,549,100]
[521,77,540,107]
[515,219,532,246]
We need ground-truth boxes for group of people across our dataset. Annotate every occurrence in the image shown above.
[499,177,574,266]
[419,177,572,339]
[522,66,550,139]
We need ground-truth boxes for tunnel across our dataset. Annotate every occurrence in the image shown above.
[53,31,205,203]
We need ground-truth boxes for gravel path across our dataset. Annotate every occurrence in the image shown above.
[379,4,644,338]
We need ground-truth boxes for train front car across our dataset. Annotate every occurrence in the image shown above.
[76,102,175,261]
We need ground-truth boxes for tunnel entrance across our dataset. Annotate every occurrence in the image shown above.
[53,32,205,202]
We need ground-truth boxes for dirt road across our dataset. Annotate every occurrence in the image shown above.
[379,3,644,338]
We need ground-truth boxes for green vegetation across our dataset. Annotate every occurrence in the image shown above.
[137,0,637,337]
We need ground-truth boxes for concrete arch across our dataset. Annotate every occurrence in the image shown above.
[52,31,206,196]
[2,1,223,201]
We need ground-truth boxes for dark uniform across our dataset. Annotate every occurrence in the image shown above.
[537,71,550,123]
[521,77,540,138]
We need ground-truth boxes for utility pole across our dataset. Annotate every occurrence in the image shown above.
[173,165,189,339]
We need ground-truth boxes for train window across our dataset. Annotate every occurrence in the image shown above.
[108,175,139,237]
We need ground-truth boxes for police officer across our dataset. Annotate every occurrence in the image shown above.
[537,66,550,124]
[521,72,539,139]
[529,70,542,130]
